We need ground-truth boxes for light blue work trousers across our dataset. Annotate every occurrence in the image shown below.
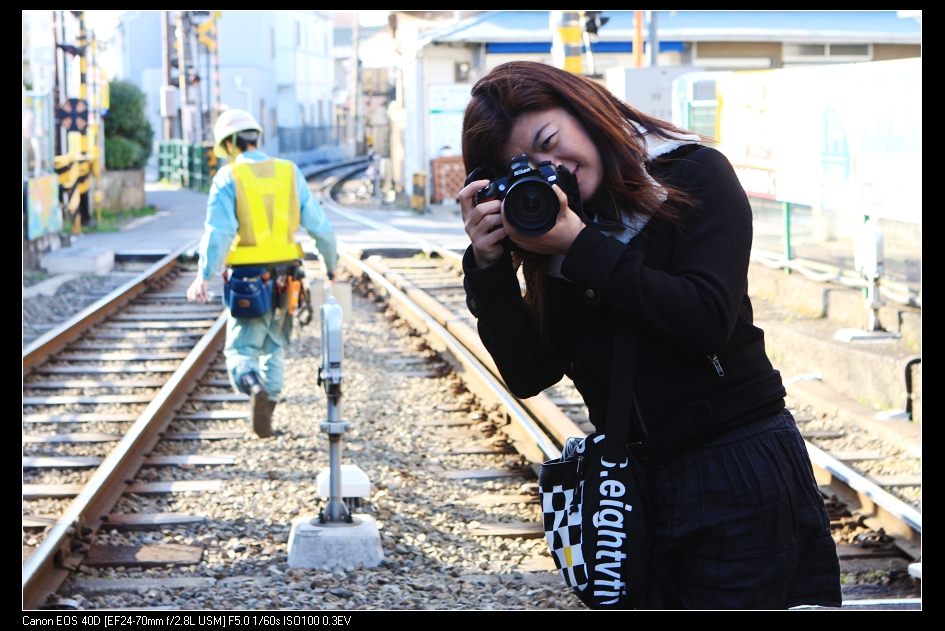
[224,308,292,402]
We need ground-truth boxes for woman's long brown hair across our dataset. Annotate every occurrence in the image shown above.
[462,61,699,341]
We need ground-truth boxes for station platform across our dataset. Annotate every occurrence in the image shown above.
[24,186,921,454]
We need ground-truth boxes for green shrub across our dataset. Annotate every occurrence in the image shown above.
[104,136,142,171]
[104,81,154,170]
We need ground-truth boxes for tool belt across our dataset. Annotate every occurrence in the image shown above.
[224,260,309,320]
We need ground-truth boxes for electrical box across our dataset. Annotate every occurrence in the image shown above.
[854,221,885,278]
[606,65,705,124]
[160,85,179,118]
[316,465,371,499]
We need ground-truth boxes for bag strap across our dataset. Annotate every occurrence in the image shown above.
[603,307,637,461]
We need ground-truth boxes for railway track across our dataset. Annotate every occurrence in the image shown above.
[22,161,370,610]
[21,162,920,611]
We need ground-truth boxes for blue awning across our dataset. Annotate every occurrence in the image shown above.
[424,11,921,46]
[486,41,686,54]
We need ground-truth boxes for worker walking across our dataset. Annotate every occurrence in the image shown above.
[187,109,338,437]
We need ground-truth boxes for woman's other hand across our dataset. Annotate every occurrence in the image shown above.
[460,178,507,268]
[503,183,585,255]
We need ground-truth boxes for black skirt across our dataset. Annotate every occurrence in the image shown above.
[640,408,842,609]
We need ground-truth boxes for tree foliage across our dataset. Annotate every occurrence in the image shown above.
[104,81,154,170]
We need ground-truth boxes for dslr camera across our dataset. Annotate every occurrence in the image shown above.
[470,154,582,237]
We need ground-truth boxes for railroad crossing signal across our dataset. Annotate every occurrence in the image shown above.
[205,145,218,178]
[57,99,89,133]
[584,11,609,35]
[196,17,217,52]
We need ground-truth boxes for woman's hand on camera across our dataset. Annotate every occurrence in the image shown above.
[503,183,585,255]
[460,178,507,268]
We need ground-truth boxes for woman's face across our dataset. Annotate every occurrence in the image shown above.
[503,107,604,203]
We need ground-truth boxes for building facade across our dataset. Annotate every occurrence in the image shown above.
[113,10,336,172]
[387,10,921,202]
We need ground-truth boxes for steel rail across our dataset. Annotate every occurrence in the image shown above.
[299,156,370,181]
[22,273,227,610]
[358,255,584,450]
[328,202,464,264]
[23,240,200,372]
[806,441,921,559]
[24,157,370,608]
[750,248,921,308]
[338,245,561,465]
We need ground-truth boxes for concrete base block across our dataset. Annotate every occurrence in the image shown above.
[23,273,80,298]
[287,514,384,570]
[834,328,902,342]
[41,247,114,275]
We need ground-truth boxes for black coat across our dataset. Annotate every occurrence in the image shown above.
[463,145,786,452]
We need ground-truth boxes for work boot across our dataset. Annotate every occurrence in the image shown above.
[239,372,272,437]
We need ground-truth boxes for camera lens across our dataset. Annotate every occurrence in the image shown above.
[504,179,559,237]
[520,190,543,213]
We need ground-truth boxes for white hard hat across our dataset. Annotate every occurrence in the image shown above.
[213,109,263,158]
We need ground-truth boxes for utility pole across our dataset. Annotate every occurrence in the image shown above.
[212,14,221,122]
[188,18,203,143]
[161,11,177,141]
[634,11,644,68]
[75,11,90,231]
[88,23,102,225]
[177,12,191,144]
[52,11,64,156]
[648,11,659,67]
[353,13,364,156]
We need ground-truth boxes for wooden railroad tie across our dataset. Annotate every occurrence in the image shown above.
[466,522,544,538]
[23,480,223,499]
[83,543,205,568]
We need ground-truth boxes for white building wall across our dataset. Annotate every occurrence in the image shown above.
[402,41,473,198]
[217,11,278,154]
[107,10,335,162]
[272,11,334,140]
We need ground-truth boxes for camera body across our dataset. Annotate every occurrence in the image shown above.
[472,154,581,237]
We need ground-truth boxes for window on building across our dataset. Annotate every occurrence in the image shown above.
[260,98,266,136]
[782,42,872,64]
[687,79,718,138]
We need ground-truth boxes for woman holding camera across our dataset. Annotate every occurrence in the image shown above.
[458,61,841,609]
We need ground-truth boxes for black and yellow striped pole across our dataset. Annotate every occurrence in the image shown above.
[73,11,91,233]
[551,11,584,75]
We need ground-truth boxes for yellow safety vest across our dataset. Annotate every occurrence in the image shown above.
[225,158,305,266]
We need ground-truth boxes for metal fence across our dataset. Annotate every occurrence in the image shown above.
[277,126,340,155]
[158,140,216,192]
[748,196,921,296]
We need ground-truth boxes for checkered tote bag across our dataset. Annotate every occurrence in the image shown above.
[538,309,648,609]
[539,433,649,609]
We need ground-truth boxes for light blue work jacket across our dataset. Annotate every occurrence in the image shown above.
[196,150,338,281]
